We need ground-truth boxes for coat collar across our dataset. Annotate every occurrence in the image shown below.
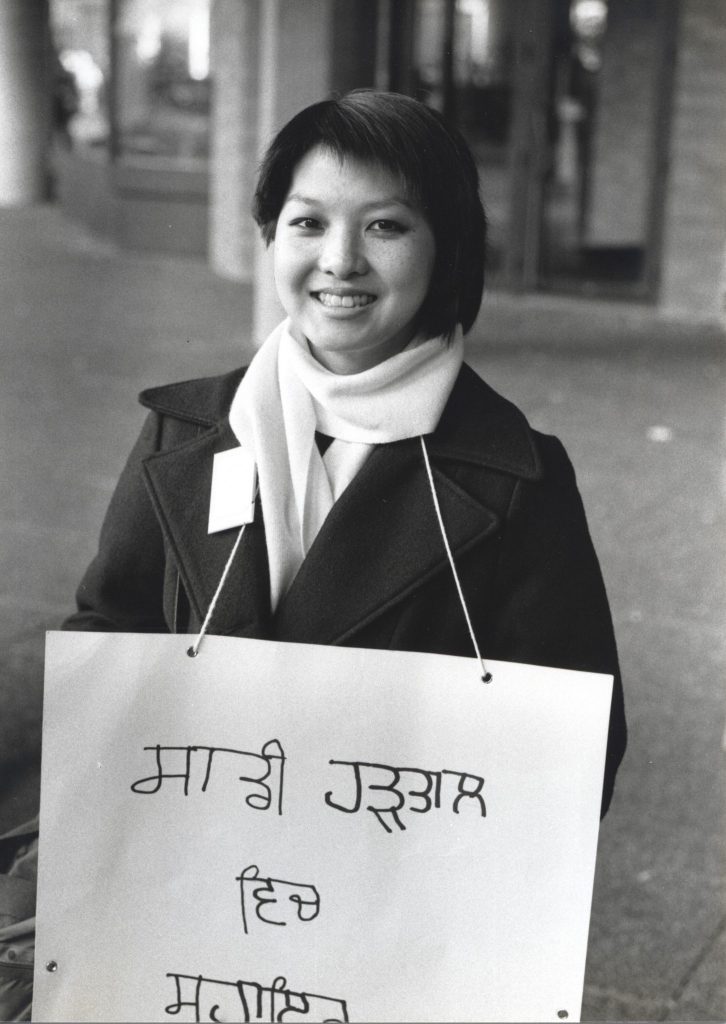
[141,363,542,478]
[140,363,541,644]
[426,363,542,477]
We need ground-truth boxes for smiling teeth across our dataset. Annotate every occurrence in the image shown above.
[317,292,375,308]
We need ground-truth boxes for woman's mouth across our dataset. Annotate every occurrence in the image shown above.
[313,291,376,309]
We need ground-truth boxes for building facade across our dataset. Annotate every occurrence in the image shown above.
[3,0,725,329]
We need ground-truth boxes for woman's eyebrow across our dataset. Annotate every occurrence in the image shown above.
[361,196,415,211]
[285,193,317,206]
[285,192,414,210]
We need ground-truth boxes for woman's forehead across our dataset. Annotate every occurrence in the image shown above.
[284,145,418,208]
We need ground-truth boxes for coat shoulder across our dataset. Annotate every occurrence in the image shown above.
[139,366,247,427]
[436,363,544,480]
[529,430,578,483]
[440,364,584,492]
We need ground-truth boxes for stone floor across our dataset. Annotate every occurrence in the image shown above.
[1,205,724,1021]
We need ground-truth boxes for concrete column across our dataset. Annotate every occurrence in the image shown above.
[252,0,334,345]
[0,0,51,206]
[208,0,261,282]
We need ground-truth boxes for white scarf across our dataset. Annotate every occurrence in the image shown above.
[228,319,463,610]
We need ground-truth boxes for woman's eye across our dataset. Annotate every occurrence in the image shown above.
[290,217,321,230]
[369,219,405,234]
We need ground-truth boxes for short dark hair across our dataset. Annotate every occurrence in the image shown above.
[252,90,486,339]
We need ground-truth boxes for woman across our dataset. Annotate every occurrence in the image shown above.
[0,90,626,1018]
[64,90,626,808]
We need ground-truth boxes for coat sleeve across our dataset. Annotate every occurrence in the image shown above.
[62,412,169,633]
[489,434,626,817]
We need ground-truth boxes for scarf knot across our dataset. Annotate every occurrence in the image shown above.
[229,319,463,610]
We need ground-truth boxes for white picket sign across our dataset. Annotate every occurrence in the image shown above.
[34,631,612,1023]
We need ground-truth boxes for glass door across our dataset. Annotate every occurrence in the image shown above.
[397,0,525,284]
[540,0,677,297]
[385,0,676,298]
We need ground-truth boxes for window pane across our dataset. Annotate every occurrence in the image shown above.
[116,0,210,163]
[454,0,516,280]
[541,0,665,289]
[411,0,516,280]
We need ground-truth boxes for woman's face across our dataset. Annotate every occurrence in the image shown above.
[273,146,436,374]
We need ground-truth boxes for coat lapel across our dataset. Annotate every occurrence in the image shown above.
[273,437,500,644]
[142,419,272,637]
[274,365,542,645]
[140,363,541,645]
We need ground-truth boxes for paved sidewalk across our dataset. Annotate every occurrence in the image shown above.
[1,205,724,1021]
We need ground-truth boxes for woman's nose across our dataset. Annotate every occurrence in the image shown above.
[319,227,367,278]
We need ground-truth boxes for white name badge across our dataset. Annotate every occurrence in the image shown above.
[208,447,257,533]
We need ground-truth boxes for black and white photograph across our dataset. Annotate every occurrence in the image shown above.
[0,1,724,1021]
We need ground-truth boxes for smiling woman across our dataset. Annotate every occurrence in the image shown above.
[253,91,486,343]
[54,90,624,790]
[1,89,626,1020]
[273,148,436,373]
[54,90,624,812]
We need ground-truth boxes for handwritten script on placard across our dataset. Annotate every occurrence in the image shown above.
[237,865,320,935]
[164,971,348,1022]
[129,741,486,835]
[125,738,487,1017]
[325,759,486,832]
[35,632,612,1022]
[130,740,286,812]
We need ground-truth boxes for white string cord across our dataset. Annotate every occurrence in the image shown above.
[187,523,248,658]
[419,436,492,683]
[187,451,490,681]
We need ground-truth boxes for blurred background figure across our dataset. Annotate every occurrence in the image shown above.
[51,47,80,149]
[54,46,105,146]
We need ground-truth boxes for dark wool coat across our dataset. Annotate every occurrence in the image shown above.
[63,363,626,815]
